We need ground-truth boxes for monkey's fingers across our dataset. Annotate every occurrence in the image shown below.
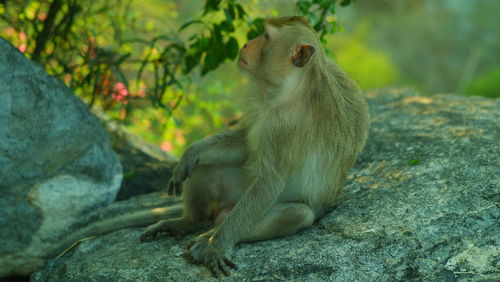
[167,180,183,196]
[224,257,238,270]
[209,261,224,278]
[178,157,198,180]
[175,183,183,196]
[167,180,176,195]
[167,181,174,195]
[182,165,192,179]
[139,229,157,242]
[186,239,194,250]
[186,241,201,261]
[208,257,235,277]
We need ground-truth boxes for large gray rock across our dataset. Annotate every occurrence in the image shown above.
[0,38,122,276]
[31,88,499,281]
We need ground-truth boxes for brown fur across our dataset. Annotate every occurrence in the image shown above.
[142,16,370,276]
[44,17,369,277]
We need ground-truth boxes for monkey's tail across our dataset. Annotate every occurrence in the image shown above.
[43,204,184,259]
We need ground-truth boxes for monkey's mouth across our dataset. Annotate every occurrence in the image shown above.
[238,56,248,65]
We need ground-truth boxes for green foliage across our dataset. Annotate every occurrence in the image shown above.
[183,1,246,76]
[246,18,265,40]
[0,0,349,115]
[296,0,355,41]
[465,67,500,99]
[0,0,353,153]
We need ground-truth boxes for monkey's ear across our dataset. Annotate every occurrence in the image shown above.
[292,44,315,67]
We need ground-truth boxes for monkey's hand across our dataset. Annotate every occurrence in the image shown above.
[168,149,200,196]
[186,230,238,277]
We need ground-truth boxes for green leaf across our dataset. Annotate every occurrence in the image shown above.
[247,18,264,40]
[123,171,136,179]
[184,51,202,74]
[407,159,421,166]
[319,0,330,10]
[235,4,246,19]
[251,18,264,29]
[203,0,223,15]
[297,1,311,15]
[223,6,235,25]
[169,43,187,53]
[340,0,354,7]
[307,13,318,26]
[329,3,336,13]
[220,21,234,32]
[313,22,322,32]
[247,29,258,40]
[226,37,239,60]
[212,23,223,43]
[201,52,220,75]
[192,36,209,49]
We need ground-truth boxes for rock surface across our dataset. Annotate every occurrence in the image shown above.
[32,88,499,281]
[0,38,123,277]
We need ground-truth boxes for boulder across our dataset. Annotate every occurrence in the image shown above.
[0,38,122,277]
[31,88,499,281]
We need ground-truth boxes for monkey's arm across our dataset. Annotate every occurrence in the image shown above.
[169,128,246,196]
[188,128,246,165]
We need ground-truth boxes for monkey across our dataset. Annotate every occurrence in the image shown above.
[139,16,370,277]
[43,16,369,277]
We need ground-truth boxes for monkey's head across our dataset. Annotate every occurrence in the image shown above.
[238,16,319,87]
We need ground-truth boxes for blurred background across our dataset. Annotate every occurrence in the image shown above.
[1,0,498,154]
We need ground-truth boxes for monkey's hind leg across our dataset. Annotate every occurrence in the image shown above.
[240,202,315,242]
[141,173,220,241]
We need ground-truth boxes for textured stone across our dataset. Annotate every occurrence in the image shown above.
[31,88,499,281]
[0,38,122,277]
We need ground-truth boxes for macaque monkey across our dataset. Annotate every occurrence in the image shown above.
[44,16,368,277]
[140,16,369,276]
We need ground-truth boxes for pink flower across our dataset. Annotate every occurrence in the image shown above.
[112,82,129,103]
[18,44,26,53]
[19,31,27,41]
[161,141,173,152]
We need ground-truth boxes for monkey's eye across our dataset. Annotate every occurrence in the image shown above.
[264,31,270,40]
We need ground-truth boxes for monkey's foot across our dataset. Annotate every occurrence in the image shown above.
[140,227,163,242]
[140,220,189,241]
[186,230,237,277]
